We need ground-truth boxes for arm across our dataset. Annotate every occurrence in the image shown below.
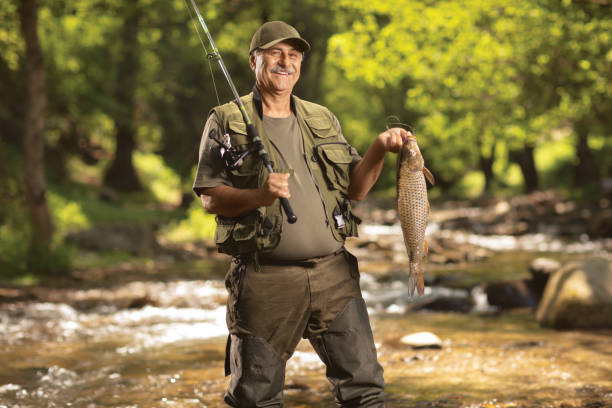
[347,127,411,201]
[201,173,290,218]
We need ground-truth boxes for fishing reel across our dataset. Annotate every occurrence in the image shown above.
[208,128,258,170]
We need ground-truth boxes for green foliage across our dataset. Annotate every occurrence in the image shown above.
[328,0,612,194]
[160,200,216,243]
[133,152,182,205]
[2,0,612,280]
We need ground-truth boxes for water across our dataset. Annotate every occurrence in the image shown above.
[1,226,611,407]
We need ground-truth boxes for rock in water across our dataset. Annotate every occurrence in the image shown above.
[536,258,612,329]
[529,257,561,296]
[486,279,537,309]
[400,332,442,349]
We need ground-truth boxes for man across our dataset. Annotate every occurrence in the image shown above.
[193,21,411,408]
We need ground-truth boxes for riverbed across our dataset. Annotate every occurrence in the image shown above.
[1,219,611,407]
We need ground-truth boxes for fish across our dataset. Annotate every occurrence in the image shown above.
[396,135,435,296]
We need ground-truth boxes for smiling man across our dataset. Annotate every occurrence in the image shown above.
[193,21,410,407]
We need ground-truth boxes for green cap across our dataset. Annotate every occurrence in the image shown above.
[249,21,311,54]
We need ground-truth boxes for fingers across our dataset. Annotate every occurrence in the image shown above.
[381,127,412,153]
[262,173,291,205]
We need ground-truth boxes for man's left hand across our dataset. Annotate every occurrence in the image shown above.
[376,127,412,154]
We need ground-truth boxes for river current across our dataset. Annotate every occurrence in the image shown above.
[1,224,610,407]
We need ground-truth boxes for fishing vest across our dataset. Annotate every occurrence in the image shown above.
[210,89,360,258]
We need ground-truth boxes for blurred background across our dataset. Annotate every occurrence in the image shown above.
[0,1,611,407]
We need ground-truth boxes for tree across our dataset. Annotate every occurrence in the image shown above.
[103,0,142,192]
[328,0,612,196]
[18,0,54,250]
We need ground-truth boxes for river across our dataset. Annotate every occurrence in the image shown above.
[0,221,611,407]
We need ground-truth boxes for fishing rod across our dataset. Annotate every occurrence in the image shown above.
[185,0,297,224]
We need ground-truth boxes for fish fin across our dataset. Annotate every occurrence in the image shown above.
[417,266,425,296]
[423,167,435,185]
[427,200,431,215]
[423,240,429,256]
[408,274,416,297]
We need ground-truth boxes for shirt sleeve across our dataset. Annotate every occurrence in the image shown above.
[192,112,232,196]
[330,112,362,170]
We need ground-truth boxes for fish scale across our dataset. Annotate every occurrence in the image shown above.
[397,137,434,296]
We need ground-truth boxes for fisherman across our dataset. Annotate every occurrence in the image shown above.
[193,20,412,407]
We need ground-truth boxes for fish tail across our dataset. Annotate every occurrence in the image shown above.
[408,263,418,297]
[417,265,425,296]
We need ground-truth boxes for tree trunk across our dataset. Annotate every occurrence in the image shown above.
[479,142,496,194]
[573,119,600,187]
[103,0,141,192]
[19,0,54,247]
[509,143,539,192]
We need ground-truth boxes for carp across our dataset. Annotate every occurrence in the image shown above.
[396,136,435,296]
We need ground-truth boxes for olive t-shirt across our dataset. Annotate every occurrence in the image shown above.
[261,113,342,260]
[193,111,361,260]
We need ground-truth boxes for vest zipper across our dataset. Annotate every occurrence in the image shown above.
[302,148,331,227]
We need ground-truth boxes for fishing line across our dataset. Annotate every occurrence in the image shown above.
[385,115,415,134]
[183,0,221,106]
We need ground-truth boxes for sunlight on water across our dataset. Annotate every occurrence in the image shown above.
[361,222,611,254]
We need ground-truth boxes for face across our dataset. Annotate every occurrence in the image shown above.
[250,41,302,95]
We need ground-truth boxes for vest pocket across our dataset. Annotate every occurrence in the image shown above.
[314,142,353,193]
[214,213,259,256]
[305,115,337,138]
[227,120,250,145]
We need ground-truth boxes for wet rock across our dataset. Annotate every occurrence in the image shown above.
[427,237,492,265]
[400,332,442,349]
[66,223,161,256]
[587,208,612,238]
[405,286,474,312]
[127,295,158,309]
[536,258,612,329]
[414,295,474,313]
[529,257,561,296]
[485,279,537,309]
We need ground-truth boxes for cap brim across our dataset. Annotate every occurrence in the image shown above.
[258,37,311,53]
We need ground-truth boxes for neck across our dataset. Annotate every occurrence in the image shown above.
[258,86,292,118]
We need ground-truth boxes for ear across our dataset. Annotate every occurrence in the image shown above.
[249,53,257,71]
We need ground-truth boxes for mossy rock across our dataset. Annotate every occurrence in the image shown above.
[536,258,612,329]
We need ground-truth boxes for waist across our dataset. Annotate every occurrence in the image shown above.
[259,247,346,268]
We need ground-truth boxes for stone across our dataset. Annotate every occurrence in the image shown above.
[536,258,612,329]
[529,257,561,296]
[66,223,160,256]
[485,279,538,309]
[400,332,442,349]
[587,208,612,238]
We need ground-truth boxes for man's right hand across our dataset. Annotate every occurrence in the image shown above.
[201,173,291,217]
[258,173,291,206]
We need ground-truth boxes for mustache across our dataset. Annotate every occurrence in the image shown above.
[270,66,296,74]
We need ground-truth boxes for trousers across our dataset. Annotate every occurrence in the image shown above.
[222,250,385,407]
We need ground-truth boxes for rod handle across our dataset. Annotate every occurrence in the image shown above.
[280,197,297,224]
